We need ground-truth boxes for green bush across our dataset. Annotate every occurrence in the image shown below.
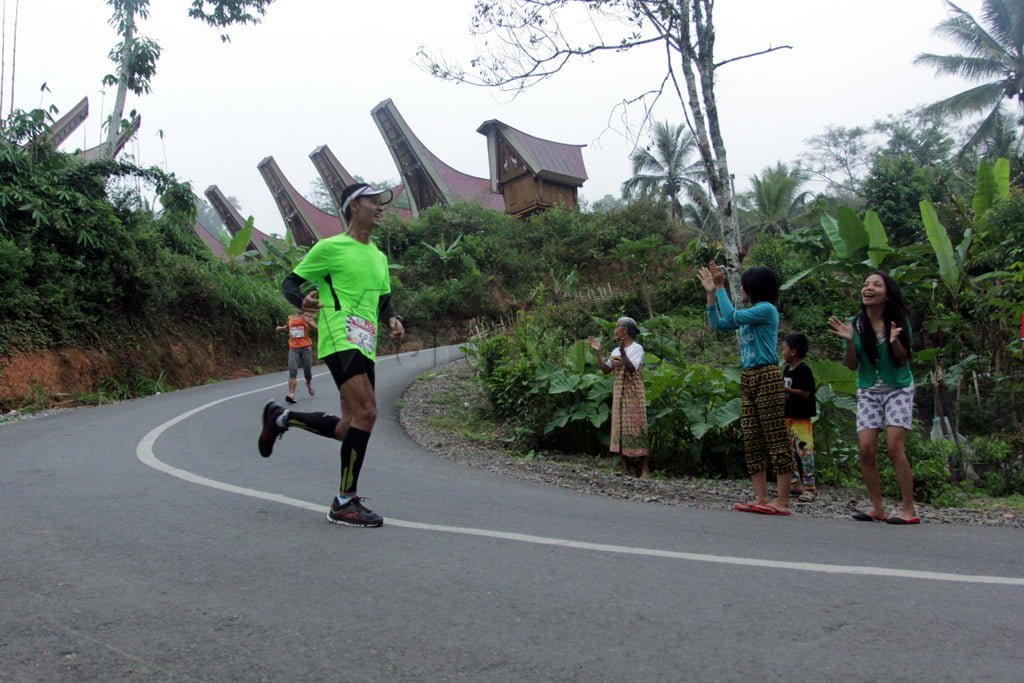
[880,432,963,506]
[970,435,1024,497]
[465,304,752,475]
[0,111,288,357]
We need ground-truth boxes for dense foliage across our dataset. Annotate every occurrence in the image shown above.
[377,198,687,333]
[0,110,288,359]
[384,157,1024,500]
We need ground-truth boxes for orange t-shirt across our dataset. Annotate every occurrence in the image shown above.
[286,315,313,349]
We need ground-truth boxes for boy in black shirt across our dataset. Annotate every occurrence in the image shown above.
[783,333,817,502]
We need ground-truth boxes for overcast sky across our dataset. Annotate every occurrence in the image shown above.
[9,0,986,235]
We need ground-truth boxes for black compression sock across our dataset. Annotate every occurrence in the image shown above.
[339,427,371,494]
[285,411,341,440]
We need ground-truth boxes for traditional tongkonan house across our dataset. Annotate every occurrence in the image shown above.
[476,119,588,218]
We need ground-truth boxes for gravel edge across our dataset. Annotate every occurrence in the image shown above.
[399,358,1024,528]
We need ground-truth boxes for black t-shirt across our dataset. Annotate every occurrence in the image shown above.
[783,362,816,418]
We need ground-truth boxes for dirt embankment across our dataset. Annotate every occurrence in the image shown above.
[0,337,280,411]
[0,326,452,412]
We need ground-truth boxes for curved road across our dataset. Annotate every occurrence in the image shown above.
[3,345,1022,681]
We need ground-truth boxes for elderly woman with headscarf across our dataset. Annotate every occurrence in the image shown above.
[588,317,650,478]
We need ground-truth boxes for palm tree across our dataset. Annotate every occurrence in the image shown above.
[915,0,1024,151]
[676,183,723,246]
[979,105,1024,158]
[622,121,704,222]
[741,162,811,236]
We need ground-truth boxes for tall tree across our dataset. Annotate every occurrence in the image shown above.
[420,0,791,286]
[622,120,703,222]
[915,0,1024,152]
[874,111,956,166]
[102,0,274,159]
[800,125,873,202]
[741,162,810,236]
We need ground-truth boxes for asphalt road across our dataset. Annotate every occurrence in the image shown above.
[3,345,1023,682]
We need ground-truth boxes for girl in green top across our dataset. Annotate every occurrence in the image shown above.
[828,271,919,524]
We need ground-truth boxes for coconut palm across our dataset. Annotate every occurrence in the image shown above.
[681,184,720,237]
[979,105,1024,158]
[915,0,1024,151]
[741,162,811,236]
[622,121,704,222]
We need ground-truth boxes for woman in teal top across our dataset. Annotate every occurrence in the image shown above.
[700,262,793,516]
[829,270,919,524]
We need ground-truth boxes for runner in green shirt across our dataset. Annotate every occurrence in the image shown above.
[258,183,405,527]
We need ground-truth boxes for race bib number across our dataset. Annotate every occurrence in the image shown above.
[346,316,377,355]
[289,325,306,339]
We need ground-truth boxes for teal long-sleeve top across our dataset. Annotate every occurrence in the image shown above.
[706,287,779,368]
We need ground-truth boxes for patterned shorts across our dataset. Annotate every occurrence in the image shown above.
[856,386,914,432]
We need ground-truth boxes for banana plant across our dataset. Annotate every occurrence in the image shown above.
[225,215,255,261]
[972,158,1010,217]
[260,226,308,277]
[781,207,893,292]
[918,157,1009,296]
[422,234,463,278]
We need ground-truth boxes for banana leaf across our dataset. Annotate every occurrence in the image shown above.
[863,210,890,268]
[919,200,959,293]
[226,216,255,258]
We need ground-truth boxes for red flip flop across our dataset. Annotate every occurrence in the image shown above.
[749,504,791,516]
[885,516,921,525]
[734,503,791,515]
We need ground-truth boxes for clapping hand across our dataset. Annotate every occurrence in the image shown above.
[828,315,854,340]
[697,262,725,293]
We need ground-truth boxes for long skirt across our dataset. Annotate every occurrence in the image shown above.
[610,368,648,457]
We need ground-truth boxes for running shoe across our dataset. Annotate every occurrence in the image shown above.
[326,496,384,527]
[284,394,297,404]
[258,400,287,458]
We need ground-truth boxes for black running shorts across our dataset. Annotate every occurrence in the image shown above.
[323,349,375,389]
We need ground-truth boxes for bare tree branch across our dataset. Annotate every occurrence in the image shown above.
[715,44,792,69]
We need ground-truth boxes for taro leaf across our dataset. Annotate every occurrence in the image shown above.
[690,420,712,440]
[708,397,742,429]
[807,358,857,396]
[589,403,609,429]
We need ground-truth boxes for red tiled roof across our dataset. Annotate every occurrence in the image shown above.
[194,220,228,261]
[433,156,507,211]
[373,99,505,213]
[203,185,274,254]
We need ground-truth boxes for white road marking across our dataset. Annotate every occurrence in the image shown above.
[136,363,1024,587]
